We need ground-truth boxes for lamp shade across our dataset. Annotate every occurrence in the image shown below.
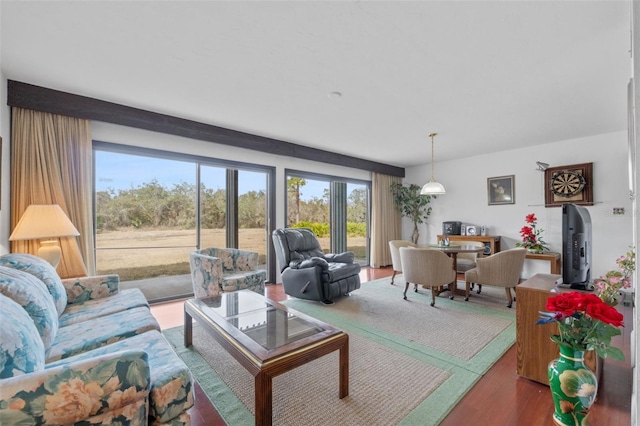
[420,180,447,195]
[9,205,80,241]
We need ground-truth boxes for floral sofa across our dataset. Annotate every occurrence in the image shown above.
[189,247,266,298]
[0,253,194,425]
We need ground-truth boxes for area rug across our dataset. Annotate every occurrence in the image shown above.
[163,277,516,425]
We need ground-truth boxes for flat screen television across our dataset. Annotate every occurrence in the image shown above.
[562,203,593,290]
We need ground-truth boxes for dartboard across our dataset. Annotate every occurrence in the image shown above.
[550,170,586,197]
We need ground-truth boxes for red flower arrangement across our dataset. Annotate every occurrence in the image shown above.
[515,213,548,253]
[537,292,625,360]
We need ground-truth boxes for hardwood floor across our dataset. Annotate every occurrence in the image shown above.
[150,267,632,425]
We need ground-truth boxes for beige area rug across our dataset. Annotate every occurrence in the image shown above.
[164,277,516,425]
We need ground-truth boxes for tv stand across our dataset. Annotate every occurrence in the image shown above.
[516,274,600,384]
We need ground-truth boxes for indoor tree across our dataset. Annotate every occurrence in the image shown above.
[390,182,435,244]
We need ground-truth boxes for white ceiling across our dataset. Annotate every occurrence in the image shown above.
[0,1,632,169]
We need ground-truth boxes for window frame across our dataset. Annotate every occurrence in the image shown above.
[93,141,277,283]
[284,169,371,265]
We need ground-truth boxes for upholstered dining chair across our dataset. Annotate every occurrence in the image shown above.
[449,240,486,273]
[399,247,457,307]
[464,248,527,308]
[388,240,417,285]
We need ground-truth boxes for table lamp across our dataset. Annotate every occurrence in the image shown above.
[9,204,80,268]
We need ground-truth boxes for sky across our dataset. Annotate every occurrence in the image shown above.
[95,150,329,200]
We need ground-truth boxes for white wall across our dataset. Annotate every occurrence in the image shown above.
[404,130,632,279]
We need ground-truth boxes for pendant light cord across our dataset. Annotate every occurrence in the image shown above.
[429,133,437,181]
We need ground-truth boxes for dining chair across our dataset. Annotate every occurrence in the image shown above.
[388,240,417,285]
[449,240,486,273]
[399,247,457,306]
[464,248,527,308]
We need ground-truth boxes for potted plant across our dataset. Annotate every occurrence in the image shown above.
[593,246,635,306]
[390,182,434,244]
[515,213,548,253]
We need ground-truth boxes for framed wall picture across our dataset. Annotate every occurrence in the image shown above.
[487,175,515,205]
[544,162,593,207]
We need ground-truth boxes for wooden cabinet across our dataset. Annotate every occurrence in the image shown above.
[524,252,562,275]
[437,235,501,256]
[516,274,599,384]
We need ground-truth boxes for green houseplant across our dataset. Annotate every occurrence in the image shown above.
[390,182,434,244]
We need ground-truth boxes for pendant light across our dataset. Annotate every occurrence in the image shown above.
[420,132,446,195]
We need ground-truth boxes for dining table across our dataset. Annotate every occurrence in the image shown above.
[420,243,486,296]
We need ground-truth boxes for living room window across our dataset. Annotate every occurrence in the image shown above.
[285,170,370,265]
[94,142,274,301]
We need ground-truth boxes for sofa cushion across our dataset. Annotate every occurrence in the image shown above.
[47,330,194,424]
[0,266,58,349]
[0,350,150,425]
[0,253,67,316]
[46,306,160,362]
[58,288,149,327]
[0,294,45,379]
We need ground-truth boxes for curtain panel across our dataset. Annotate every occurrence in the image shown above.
[370,173,402,268]
[10,107,94,278]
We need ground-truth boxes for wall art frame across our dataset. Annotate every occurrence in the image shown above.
[487,175,515,205]
[544,162,593,207]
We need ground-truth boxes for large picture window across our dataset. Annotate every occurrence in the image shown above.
[285,170,370,265]
[94,142,274,301]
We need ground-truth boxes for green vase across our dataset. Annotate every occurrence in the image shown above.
[548,345,598,426]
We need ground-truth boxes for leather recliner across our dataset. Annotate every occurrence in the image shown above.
[272,228,361,304]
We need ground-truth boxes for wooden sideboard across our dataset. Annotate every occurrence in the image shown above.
[524,251,562,274]
[516,273,600,384]
[437,234,501,256]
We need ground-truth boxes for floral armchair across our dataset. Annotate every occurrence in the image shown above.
[189,247,267,298]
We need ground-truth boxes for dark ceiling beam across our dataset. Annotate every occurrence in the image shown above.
[7,80,405,177]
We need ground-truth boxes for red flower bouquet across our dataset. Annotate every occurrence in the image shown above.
[515,213,548,253]
[537,292,625,361]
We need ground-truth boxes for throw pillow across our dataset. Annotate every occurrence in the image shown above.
[0,293,45,378]
[0,266,59,350]
[0,253,68,316]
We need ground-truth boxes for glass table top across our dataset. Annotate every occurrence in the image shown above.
[196,290,324,350]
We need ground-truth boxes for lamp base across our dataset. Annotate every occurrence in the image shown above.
[38,240,62,268]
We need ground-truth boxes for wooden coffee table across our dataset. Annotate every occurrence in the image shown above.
[184,290,349,426]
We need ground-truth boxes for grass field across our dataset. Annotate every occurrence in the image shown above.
[96,228,365,281]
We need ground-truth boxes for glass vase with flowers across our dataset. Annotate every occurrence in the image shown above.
[537,292,625,425]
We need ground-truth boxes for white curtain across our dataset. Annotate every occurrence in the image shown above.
[370,173,402,267]
[11,107,95,277]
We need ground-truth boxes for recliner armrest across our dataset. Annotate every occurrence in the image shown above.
[289,257,329,270]
[324,252,355,263]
